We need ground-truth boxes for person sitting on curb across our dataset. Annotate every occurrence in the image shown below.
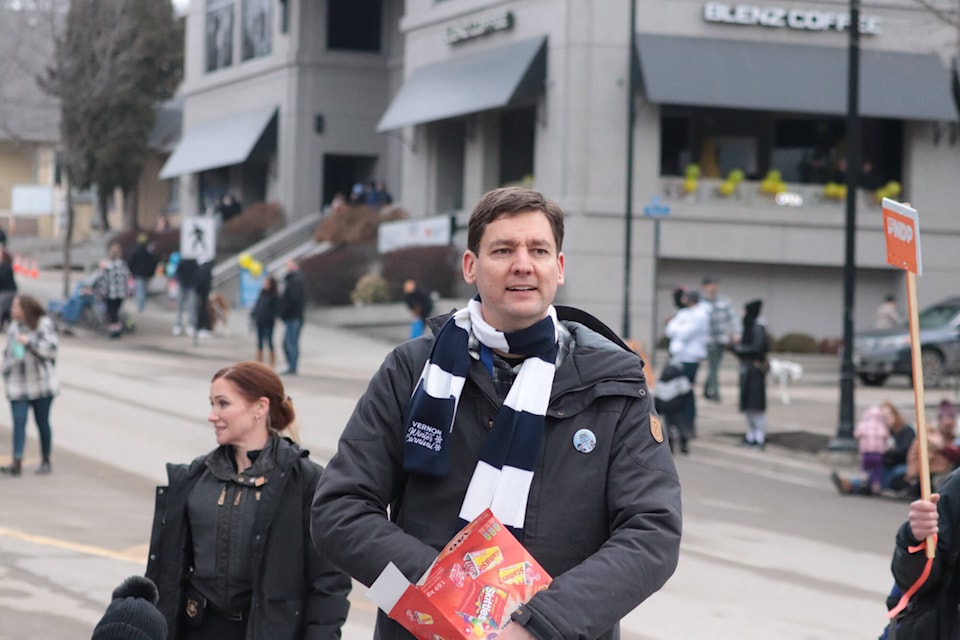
[832,401,915,496]
[899,400,960,499]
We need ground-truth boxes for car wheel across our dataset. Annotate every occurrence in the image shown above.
[919,349,946,388]
[859,373,889,387]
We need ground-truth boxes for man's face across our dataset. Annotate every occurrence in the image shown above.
[462,210,564,333]
[703,282,718,299]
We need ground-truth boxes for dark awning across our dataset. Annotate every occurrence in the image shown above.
[377,36,547,132]
[636,33,958,122]
[159,106,277,179]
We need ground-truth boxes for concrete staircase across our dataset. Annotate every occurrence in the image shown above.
[211,212,329,307]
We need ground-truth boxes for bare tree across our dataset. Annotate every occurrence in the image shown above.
[40,0,182,295]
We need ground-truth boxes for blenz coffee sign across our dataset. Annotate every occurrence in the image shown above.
[704,3,882,35]
[445,11,515,45]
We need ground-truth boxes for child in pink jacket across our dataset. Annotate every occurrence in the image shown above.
[854,405,890,494]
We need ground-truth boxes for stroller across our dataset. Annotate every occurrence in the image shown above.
[653,360,695,455]
[47,281,133,337]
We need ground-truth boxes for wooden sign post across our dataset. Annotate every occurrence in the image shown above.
[882,197,933,558]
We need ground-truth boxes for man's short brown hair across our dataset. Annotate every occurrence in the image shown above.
[466,187,564,255]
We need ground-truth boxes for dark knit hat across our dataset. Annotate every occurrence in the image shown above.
[91,576,167,640]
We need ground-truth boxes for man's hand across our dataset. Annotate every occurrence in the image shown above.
[909,494,940,540]
[497,622,536,640]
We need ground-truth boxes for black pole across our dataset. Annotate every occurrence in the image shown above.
[650,218,660,369]
[622,0,637,339]
[831,0,860,451]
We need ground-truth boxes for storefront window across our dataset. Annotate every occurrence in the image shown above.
[327,0,382,52]
[205,0,234,72]
[241,0,271,60]
[659,106,902,187]
[435,120,465,212]
[500,107,536,186]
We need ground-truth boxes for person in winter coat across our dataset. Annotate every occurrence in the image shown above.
[92,242,132,337]
[250,276,279,366]
[653,359,695,454]
[278,261,305,375]
[145,361,351,640]
[833,401,916,496]
[193,260,214,338]
[0,245,17,330]
[664,290,710,435]
[127,233,160,313]
[172,257,198,336]
[0,295,58,476]
[731,299,769,449]
[311,187,681,640]
[889,472,960,639]
[853,405,891,495]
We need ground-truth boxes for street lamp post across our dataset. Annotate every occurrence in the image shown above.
[830,0,860,451]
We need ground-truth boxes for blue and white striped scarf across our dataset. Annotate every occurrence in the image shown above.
[403,297,558,537]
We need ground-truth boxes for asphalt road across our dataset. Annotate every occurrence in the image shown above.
[0,269,938,639]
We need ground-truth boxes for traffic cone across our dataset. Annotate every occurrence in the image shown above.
[12,255,21,274]
[28,259,38,279]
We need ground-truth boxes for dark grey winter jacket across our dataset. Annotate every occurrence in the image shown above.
[311,307,682,640]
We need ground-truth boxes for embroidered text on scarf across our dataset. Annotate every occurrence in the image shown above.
[403,297,558,537]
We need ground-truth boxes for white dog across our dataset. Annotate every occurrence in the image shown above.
[768,357,804,405]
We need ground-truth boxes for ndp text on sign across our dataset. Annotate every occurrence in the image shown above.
[882,198,922,276]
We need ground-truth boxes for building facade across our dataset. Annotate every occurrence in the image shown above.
[172,0,960,349]
[166,0,403,221]
[384,0,960,348]
[0,5,63,238]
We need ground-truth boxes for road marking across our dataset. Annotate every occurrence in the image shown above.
[0,527,144,564]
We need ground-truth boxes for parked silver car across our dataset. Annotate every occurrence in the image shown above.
[854,297,960,387]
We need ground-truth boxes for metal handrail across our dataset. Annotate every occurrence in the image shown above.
[212,211,328,306]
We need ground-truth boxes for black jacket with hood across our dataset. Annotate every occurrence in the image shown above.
[146,436,351,639]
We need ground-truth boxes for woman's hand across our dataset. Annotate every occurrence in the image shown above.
[15,334,29,345]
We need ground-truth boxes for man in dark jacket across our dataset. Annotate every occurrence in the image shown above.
[279,260,305,375]
[173,257,198,336]
[127,233,159,313]
[311,187,682,640]
[193,260,214,338]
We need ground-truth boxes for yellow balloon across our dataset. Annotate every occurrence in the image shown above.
[886,181,902,197]
[238,252,253,269]
[249,262,263,277]
[683,178,698,194]
[719,180,736,196]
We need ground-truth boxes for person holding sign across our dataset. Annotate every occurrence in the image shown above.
[888,478,960,637]
[311,187,682,640]
[884,198,941,636]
